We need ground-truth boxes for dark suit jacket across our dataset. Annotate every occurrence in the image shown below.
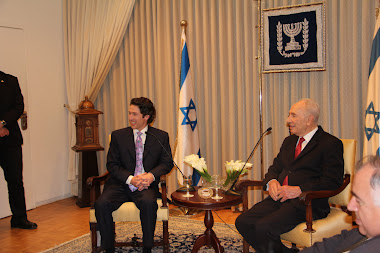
[106,126,173,193]
[0,71,24,147]
[301,228,380,253]
[263,126,344,217]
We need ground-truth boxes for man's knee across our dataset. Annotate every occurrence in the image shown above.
[141,198,158,210]
[235,213,245,232]
[94,195,111,212]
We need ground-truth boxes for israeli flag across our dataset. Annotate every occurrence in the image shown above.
[174,28,201,185]
[364,16,380,156]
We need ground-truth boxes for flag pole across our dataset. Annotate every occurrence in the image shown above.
[179,20,187,90]
[174,20,197,193]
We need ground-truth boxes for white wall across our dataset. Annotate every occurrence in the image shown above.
[0,0,71,212]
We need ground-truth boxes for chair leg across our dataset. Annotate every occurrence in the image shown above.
[163,220,169,252]
[90,223,98,253]
[243,239,250,253]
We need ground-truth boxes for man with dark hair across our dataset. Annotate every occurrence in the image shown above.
[301,155,380,253]
[0,71,37,230]
[236,98,344,253]
[95,97,173,253]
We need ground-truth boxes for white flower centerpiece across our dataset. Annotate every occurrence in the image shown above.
[184,155,253,191]
[224,160,253,188]
[183,154,212,183]
[184,154,214,198]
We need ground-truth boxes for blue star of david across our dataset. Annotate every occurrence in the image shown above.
[180,99,197,131]
[365,101,380,141]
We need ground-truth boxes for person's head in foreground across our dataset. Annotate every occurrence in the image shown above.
[348,155,380,238]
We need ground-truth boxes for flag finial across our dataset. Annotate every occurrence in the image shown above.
[181,20,187,28]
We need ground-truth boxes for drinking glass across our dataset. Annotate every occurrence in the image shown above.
[182,175,194,197]
[211,175,223,200]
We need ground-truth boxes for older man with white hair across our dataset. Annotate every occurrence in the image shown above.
[236,98,344,253]
[301,155,380,252]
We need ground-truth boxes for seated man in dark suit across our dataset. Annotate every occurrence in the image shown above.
[301,155,380,253]
[95,97,173,253]
[235,98,344,253]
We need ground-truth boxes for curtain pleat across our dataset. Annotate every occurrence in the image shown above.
[63,0,135,194]
[94,0,376,205]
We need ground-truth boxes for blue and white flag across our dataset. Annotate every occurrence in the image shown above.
[174,28,201,185]
[364,16,380,157]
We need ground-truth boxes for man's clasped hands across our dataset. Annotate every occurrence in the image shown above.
[268,180,302,202]
[130,172,155,191]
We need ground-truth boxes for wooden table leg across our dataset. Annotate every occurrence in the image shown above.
[192,210,224,253]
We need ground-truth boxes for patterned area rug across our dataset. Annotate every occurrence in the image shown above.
[40,216,255,252]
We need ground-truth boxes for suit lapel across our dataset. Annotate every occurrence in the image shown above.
[295,126,323,160]
[125,128,136,161]
[143,126,153,161]
[288,135,298,159]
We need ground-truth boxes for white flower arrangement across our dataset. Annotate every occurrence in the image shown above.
[224,160,253,187]
[183,154,212,182]
[184,155,252,186]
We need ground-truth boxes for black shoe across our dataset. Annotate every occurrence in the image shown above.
[143,247,152,253]
[11,219,38,229]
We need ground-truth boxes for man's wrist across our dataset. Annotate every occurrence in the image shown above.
[148,172,155,181]
[126,175,133,185]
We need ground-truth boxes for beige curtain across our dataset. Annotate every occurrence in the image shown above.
[63,0,135,194]
[95,0,376,204]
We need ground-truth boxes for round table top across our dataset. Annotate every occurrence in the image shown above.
[171,187,242,211]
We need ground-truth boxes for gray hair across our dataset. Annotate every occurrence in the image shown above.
[298,98,320,123]
[356,155,380,205]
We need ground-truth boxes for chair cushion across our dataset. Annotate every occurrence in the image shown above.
[280,208,353,247]
[90,199,169,223]
[330,139,356,206]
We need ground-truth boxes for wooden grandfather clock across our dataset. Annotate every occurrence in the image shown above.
[72,96,104,207]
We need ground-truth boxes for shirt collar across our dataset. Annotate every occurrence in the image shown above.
[133,125,148,135]
[301,126,318,143]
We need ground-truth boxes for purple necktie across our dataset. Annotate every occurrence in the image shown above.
[129,131,143,192]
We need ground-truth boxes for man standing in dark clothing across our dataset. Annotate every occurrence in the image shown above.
[0,71,37,229]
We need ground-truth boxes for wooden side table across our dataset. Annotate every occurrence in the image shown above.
[171,187,242,253]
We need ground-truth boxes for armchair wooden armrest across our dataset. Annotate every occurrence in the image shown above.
[300,174,351,232]
[299,174,350,204]
[159,174,168,208]
[86,171,110,208]
[235,174,350,233]
[235,180,264,212]
[86,172,168,208]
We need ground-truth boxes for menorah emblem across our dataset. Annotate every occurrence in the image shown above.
[283,22,302,51]
[276,19,309,58]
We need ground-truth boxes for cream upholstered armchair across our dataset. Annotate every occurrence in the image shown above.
[236,139,356,252]
[87,173,169,253]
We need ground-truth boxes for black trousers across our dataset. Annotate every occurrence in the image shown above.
[0,145,27,221]
[235,196,307,253]
[94,184,158,251]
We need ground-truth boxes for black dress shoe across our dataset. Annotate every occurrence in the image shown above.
[11,219,38,229]
[143,247,152,253]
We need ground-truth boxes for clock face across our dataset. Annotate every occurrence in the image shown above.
[85,126,93,138]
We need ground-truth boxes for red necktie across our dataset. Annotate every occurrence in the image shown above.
[294,137,305,159]
[283,137,305,186]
